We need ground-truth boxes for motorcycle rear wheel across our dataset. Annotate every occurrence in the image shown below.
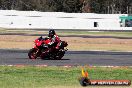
[55,51,64,60]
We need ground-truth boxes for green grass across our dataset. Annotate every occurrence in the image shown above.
[58,31,132,37]
[1,28,132,37]
[0,66,132,88]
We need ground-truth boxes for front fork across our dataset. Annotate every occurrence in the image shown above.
[33,46,41,57]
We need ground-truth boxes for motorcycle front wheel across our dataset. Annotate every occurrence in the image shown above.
[28,48,38,59]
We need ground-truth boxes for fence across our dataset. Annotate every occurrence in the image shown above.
[0,10,131,30]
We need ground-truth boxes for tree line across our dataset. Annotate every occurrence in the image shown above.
[0,0,132,14]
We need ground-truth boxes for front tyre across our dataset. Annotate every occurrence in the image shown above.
[28,48,38,59]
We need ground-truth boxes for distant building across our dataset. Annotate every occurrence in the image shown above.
[120,16,132,27]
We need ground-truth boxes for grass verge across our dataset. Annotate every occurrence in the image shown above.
[0,66,132,88]
[1,29,132,51]
[1,29,132,37]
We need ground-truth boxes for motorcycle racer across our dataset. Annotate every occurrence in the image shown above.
[48,29,61,50]
[28,30,68,59]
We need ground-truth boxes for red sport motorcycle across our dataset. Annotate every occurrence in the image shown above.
[28,36,68,60]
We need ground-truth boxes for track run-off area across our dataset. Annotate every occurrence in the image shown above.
[0,30,132,66]
[0,49,132,66]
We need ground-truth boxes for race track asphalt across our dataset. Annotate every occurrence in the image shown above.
[0,49,132,66]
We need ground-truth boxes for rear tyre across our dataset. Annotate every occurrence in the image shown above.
[55,54,64,60]
[28,48,38,59]
[55,50,65,60]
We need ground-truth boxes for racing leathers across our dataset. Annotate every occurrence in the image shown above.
[48,34,61,50]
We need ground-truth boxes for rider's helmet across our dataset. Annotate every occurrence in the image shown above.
[48,29,55,38]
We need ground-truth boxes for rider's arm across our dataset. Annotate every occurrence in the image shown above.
[48,35,60,45]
